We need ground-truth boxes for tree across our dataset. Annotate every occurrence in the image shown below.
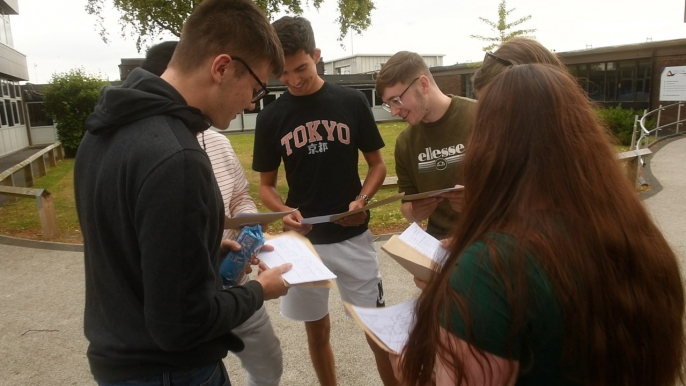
[85,0,375,52]
[470,0,536,52]
[43,69,108,157]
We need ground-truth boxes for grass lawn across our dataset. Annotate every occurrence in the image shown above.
[0,122,411,243]
[0,123,646,243]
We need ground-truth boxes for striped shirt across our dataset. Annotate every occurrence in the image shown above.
[198,129,257,241]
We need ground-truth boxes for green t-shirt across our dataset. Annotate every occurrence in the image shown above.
[446,234,581,385]
[394,96,476,239]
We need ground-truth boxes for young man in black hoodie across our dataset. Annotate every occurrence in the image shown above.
[74,1,291,385]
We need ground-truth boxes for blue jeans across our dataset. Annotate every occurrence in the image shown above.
[97,361,230,386]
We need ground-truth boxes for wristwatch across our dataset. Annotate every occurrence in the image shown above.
[356,194,371,205]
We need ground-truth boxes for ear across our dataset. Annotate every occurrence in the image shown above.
[210,54,232,84]
[312,48,322,64]
[419,75,431,94]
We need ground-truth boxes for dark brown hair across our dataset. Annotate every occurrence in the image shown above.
[271,16,316,57]
[141,41,178,76]
[170,0,284,76]
[375,51,433,97]
[472,37,564,94]
[401,64,685,385]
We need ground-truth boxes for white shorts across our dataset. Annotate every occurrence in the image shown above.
[280,230,384,322]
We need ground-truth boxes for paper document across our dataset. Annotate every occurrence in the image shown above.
[398,223,445,263]
[225,209,297,229]
[346,300,417,354]
[402,186,464,202]
[381,223,447,282]
[259,235,337,285]
[301,193,405,224]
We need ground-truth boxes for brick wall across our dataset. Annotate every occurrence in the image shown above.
[433,74,464,97]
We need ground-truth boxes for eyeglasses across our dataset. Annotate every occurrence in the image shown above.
[382,77,420,113]
[484,51,514,67]
[233,57,269,103]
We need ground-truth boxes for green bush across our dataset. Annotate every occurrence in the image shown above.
[43,69,109,157]
[594,105,643,146]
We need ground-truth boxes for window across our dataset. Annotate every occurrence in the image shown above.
[336,66,351,75]
[17,101,24,125]
[12,101,18,125]
[361,89,373,107]
[636,59,651,102]
[4,100,13,126]
[1,80,7,96]
[9,81,15,98]
[0,100,6,126]
[588,63,606,101]
[27,102,53,127]
[617,60,636,102]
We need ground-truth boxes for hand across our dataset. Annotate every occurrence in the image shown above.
[255,263,293,300]
[413,277,428,291]
[440,185,465,213]
[410,197,441,222]
[334,198,367,227]
[440,237,452,250]
[242,244,274,276]
[389,352,404,383]
[283,210,312,236]
[219,239,241,256]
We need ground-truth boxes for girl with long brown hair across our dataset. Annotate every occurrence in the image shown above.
[397,64,685,385]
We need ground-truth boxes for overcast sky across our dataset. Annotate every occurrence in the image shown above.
[10,0,686,84]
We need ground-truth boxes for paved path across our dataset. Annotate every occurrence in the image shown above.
[0,136,684,385]
[642,136,686,265]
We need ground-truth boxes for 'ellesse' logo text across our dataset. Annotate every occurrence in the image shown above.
[417,144,465,172]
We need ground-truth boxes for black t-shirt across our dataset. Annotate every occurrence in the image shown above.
[253,82,384,244]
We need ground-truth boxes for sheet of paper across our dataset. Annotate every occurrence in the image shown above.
[259,236,337,285]
[352,300,417,354]
[301,214,333,225]
[301,193,405,224]
[224,209,297,229]
[401,186,464,202]
[398,223,446,264]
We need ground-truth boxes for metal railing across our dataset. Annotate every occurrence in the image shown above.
[632,101,685,166]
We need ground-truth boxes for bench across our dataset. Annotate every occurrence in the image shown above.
[0,142,64,188]
[0,186,58,238]
[0,142,64,239]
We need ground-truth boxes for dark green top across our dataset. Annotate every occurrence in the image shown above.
[446,234,581,385]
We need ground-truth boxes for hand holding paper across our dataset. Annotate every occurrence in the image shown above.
[334,199,367,227]
[381,223,448,282]
[282,209,312,236]
[345,300,417,354]
[302,193,405,225]
[258,233,337,286]
[255,262,292,300]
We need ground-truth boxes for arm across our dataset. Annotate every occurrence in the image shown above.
[435,328,518,386]
[394,134,440,224]
[136,150,265,351]
[335,149,387,227]
[258,170,312,235]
